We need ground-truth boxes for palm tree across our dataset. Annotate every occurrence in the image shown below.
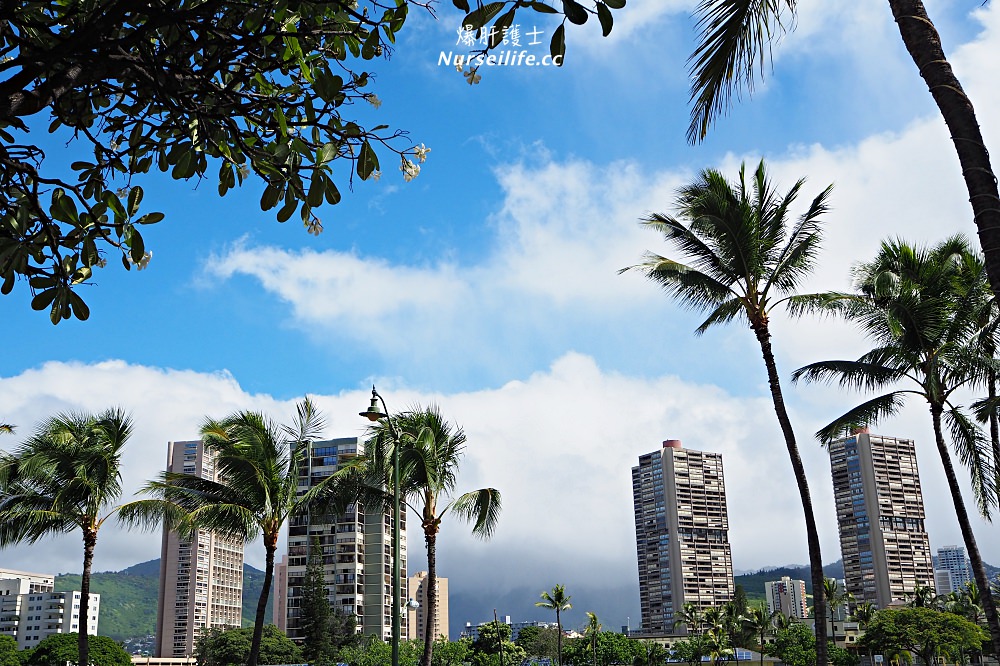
[536,584,572,666]
[0,408,133,666]
[792,236,1000,653]
[673,602,706,637]
[584,611,601,666]
[742,603,778,666]
[684,0,1000,300]
[131,398,352,666]
[362,405,502,666]
[622,159,833,665]
[824,577,855,648]
[0,423,13,434]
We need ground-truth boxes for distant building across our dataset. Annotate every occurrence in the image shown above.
[934,569,954,595]
[632,440,734,634]
[407,571,449,641]
[460,617,556,641]
[0,568,99,650]
[283,437,404,642]
[155,441,244,658]
[764,576,808,619]
[936,545,972,594]
[828,429,934,608]
[273,555,288,634]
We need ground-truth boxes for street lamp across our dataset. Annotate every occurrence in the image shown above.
[360,386,402,666]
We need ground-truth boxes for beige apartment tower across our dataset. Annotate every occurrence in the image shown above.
[829,430,934,608]
[632,440,734,634]
[407,571,449,641]
[284,437,405,642]
[155,441,244,658]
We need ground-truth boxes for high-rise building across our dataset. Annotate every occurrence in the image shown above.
[155,441,244,658]
[936,545,972,594]
[284,437,405,642]
[828,429,934,608]
[273,555,289,634]
[765,576,808,619]
[407,571,449,641]
[632,439,734,634]
[934,569,954,595]
[0,568,99,650]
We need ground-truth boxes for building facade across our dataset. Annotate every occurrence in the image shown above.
[828,430,934,608]
[764,576,808,619]
[0,569,99,650]
[936,545,972,594]
[407,571,449,641]
[632,439,734,634]
[284,437,405,642]
[155,441,244,658]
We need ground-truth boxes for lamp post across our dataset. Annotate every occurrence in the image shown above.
[360,386,402,666]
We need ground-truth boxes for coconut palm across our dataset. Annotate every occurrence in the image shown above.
[824,577,855,648]
[673,602,706,637]
[130,398,352,666]
[584,611,601,666]
[0,423,13,434]
[684,0,1000,300]
[0,408,133,666]
[792,236,1000,653]
[363,405,501,666]
[742,603,778,666]
[536,585,572,666]
[622,159,833,665]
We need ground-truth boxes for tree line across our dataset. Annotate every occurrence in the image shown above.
[0,401,500,666]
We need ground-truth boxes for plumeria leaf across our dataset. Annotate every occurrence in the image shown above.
[357,140,379,180]
[462,2,505,31]
[597,2,613,36]
[562,0,588,25]
[550,24,566,62]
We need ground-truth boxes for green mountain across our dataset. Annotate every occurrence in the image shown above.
[54,559,273,641]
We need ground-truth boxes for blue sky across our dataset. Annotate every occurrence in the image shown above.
[3,0,1000,634]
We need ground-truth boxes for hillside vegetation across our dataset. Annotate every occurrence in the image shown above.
[55,559,273,640]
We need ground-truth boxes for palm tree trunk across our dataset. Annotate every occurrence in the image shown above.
[556,608,563,666]
[78,527,97,666]
[421,531,438,666]
[249,534,276,666]
[989,374,1000,504]
[929,404,1000,653]
[751,320,828,666]
[886,0,1000,298]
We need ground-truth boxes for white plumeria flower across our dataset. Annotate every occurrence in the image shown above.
[133,251,152,270]
[365,94,382,109]
[95,257,108,269]
[413,144,431,163]
[400,159,420,182]
[463,68,481,85]
[304,217,324,236]
[372,170,381,181]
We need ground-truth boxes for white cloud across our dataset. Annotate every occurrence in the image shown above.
[2,356,996,604]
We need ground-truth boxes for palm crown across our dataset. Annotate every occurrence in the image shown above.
[625,160,831,335]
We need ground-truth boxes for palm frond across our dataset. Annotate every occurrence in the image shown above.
[695,297,746,335]
[792,359,907,393]
[780,291,852,319]
[448,488,502,539]
[113,498,195,535]
[814,393,908,445]
[944,408,997,519]
[687,0,795,143]
[624,253,737,317]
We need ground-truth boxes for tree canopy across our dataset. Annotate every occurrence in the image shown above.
[860,608,988,666]
[193,625,303,666]
[24,632,131,666]
[0,0,625,323]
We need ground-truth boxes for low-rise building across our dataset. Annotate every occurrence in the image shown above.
[0,568,99,650]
